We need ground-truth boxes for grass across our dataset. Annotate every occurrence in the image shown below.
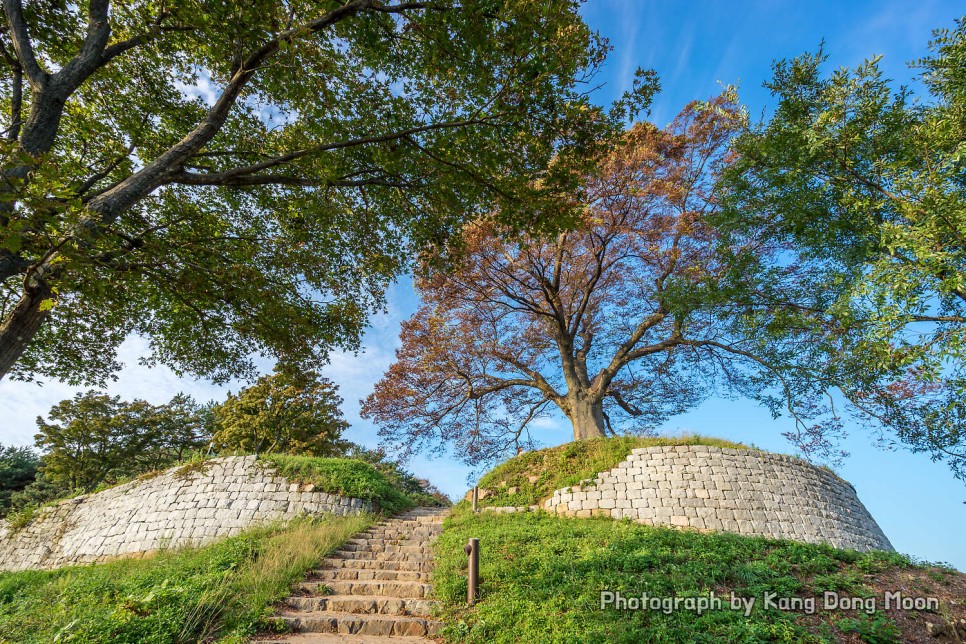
[475,435,754,508]
[432,508,952,644]
[2,505,34,533]
[0,513,372,644]
[260,455,420,515]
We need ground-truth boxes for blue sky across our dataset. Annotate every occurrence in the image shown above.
[1,1,964,570]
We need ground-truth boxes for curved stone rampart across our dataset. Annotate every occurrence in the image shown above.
[0,456,369,571]
[543,445,891,551]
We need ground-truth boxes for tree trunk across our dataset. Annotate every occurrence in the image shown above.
[569,395,606,440]
[0,281,50,381]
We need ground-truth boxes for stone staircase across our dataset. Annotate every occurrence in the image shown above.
[267,507,448,643]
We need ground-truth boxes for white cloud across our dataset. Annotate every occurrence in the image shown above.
[0,278,483,498]
[0,335,255,448]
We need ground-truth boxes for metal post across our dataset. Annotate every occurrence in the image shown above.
[464,537,479,605]
[472,486,478,513]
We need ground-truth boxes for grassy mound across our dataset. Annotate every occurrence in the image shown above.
[433,509,964,643]
[474,435,753,508]
[0,513,372,643]
[260,455,430,515]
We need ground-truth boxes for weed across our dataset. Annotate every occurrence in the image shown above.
[835,613,902,643]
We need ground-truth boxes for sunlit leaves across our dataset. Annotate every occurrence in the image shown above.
[211,368,350,456]
[1,0,613,384]
[721,17,966,480]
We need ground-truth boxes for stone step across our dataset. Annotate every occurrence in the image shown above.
[371,524,442,532]
[356,529,441,539]
[330,550,433,563]
[277,611,442,637]
[392,510,446,516]
[283,594,436,616]
[311,568,431,582]
[312,580,434,599]
[338,543,433,554]
[347,538,437,548]
[268,634,432,644]
[268,507,448,643]
[321,557,434,572]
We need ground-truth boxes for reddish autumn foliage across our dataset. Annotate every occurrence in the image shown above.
[363,96,756,464]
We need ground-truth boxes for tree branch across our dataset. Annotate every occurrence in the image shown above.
[465,377,539,399]
[173,117,496,186]
[404,134,515,201]
[55,0,113,92]
[86,0,377,221]
[0,39,22,140]
[168,172,413,189]
[99,16,192,67]
[607,390,644,416]
[2,0,45,87]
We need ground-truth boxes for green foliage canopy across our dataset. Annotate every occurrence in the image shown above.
[0,444,38,514]
[212,369,350,456]
[721,18,966,478]
[0,0,618,385]
[35,390,209,491]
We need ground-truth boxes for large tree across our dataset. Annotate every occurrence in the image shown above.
[362,95,791,464]
[0,0,618,385]
[720,18,966,479]
[35,390,209,491]
[212,367,350,455]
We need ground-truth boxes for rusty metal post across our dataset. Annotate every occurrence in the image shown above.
[472,486,478,513]
[464,537,479,605]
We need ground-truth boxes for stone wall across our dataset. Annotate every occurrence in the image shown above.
[542,445,892,552]
[0,456,370,572]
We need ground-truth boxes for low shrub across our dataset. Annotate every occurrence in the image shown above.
[261,455,420,514]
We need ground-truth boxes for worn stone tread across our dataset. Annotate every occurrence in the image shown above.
[316,579,434,598]
[320,557,434,572]
[265,506,448,643]
[307,567,432,582]
[261,633,433,643]
[284,594,437,616]
[277,610,442,637]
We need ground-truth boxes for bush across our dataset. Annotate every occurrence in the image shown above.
[344,445,450,506]
[0,445,39,517]
[261,455,426,514]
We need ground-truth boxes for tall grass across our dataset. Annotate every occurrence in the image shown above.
[227,514,373,630]
[0,513,372,643]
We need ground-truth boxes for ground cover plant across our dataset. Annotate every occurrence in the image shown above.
[473,435,753,508]
[432,509,965,643]
[0,513,372,643]
[260,454,441,515]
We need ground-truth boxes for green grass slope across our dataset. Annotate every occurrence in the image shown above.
[433,509,965,643]
[261,455,443,514]
[474,435,754,508]
[0,514,372,644]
